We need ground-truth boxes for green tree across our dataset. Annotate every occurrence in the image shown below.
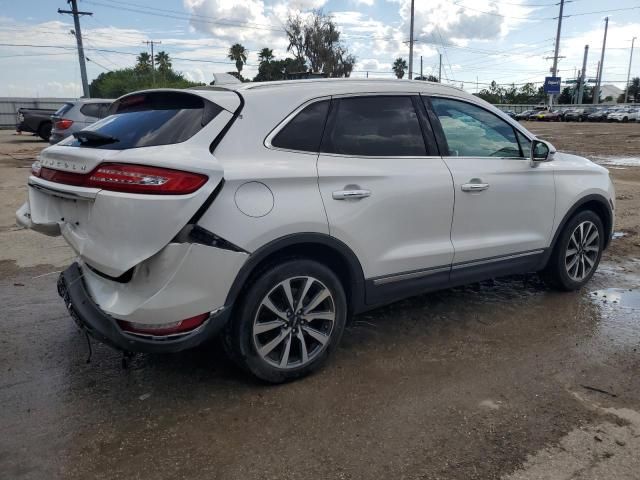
[414,74,438,82]
[284,11,356,77]
[228,43,248,77]
[253,57,306,82]
[258,48,274,65]
[90,67,201,98]
[618,77,640,103]
[392,58,407,79]
[557,86,572,104]
[154,51,172,74]
[135,52,151,73]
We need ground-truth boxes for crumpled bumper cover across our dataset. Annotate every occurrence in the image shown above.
[57,262,231,354]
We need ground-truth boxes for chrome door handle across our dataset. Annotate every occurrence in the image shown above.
[332,189,371,200]
[461,182,489,192]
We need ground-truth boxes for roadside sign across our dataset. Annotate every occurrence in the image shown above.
[544,76,562,94]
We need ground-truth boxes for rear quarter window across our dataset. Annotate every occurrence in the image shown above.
[80,103,103,118]
[270,100,329,152]
[62,92,222,150]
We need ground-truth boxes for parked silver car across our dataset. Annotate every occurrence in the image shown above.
[18,82,615,383]
[49,99,113,144]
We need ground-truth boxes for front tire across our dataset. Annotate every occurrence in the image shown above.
[225,259,347,383]
[541,210,604,291]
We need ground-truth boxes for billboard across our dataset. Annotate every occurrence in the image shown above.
[544,77,562,94]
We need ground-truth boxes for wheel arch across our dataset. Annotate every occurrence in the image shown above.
[223,233,367,316]
[550,194,613,253]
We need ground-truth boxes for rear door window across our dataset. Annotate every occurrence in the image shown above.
[62,92,222,150]
[271,100,329,152]
[321,96,426,157]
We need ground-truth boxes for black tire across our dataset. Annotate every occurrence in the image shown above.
[224,259,347,383]
[541,210,604,291]
[37,121,52,141]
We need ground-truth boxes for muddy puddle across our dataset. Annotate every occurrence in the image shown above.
[590,288,640,309]
[592,156,640,167]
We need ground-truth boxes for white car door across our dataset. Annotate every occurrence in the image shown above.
[425,96,555,273]
[317,94,455,302]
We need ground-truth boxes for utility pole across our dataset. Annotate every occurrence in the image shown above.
[58,0,92,98]
[549,0,565,108]
[408,0,415,79]
[593,17,608,104]
[143,40,162,85]
[420,56,423,79]
[438,53,442,82]
[577,45,588,104]
[624,37,637,104]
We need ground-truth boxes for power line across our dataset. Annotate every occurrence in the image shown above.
[85,56,112,71]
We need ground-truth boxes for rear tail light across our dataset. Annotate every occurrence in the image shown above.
[34,163,208,195]
[55,119,74,130]
[117,313,209,336]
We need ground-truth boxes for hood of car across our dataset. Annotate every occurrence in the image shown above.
[552,151,608,174]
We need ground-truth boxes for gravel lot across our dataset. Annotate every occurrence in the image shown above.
[1,124,639,480]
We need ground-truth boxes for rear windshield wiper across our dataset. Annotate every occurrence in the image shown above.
[73,130,119,146]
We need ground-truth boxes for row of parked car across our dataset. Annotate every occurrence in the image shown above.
[505,106,640,123]
[16,98,113,143]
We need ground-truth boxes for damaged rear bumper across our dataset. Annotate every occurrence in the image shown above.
[57,262,231,353]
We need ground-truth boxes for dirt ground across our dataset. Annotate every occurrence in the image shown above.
[1,124,639,480]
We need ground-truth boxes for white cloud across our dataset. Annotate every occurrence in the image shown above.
[288,0,328,9]
[351,0,375,6]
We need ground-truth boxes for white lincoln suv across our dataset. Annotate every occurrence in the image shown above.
[17,80,615,382]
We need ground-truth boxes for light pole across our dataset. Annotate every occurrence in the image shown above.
[408,0,415,79]
[624,37,636,104]
[593,17,608,105]
[549,0,565,107]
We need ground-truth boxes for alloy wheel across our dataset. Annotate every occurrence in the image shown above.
[252,276,336,369]
[564,220,600,282]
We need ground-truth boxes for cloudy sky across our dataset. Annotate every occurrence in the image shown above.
[1,0,639,97]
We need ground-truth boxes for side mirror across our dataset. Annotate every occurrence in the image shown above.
[530,139,556,165]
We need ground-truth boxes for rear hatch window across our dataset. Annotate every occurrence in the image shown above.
[53,103,74,118]
[60,91,223,150]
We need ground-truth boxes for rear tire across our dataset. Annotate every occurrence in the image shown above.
[224,259,347,383]
[37,121,52,141]
[541,210,604,291]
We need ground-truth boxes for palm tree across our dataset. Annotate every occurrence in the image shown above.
[258,48,274,65]
[228,43,248,76]
[135,52,151,73]
[392,57,407,79]
[154,51,172,74]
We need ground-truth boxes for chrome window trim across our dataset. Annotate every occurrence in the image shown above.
[264,92,433,158]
